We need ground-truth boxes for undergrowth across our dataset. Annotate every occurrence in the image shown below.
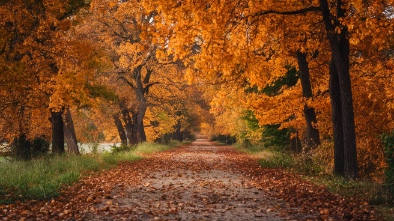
[239,140,394,220]
[0,141,182,204]
[258,152,294,168]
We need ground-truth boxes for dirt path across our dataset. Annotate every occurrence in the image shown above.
[1,138,378,220]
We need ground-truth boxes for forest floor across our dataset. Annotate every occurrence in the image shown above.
[0,138,380,220]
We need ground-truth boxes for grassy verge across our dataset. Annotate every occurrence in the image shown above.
[304,173,394,220]
[236,144,293,168]
[0,141,182,204]
[236,144,394,220]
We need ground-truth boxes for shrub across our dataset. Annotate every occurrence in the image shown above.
[10,135,50,160]
[292,140,333,176]
[293,154,325,176]
[211,134,236,144]
[31,137,50,157]
[262,124,290,150]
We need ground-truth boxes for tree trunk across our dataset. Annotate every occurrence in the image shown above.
[11,134,31,160]
[296,51,320,151]
[122,109,134,145]
[114,114,127,146]
[329,59,344,175]
[173,120,183,141]
[134,65,148,144]
[289,129,302,153]
[319,0,358,178]
[131,112,139,144]
[334,39,358,179]
[139,119,146,142]
[63,107,79,154]
[135,105,147,143]
[51,110,65,154]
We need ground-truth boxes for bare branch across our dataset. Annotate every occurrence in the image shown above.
[245,6,321,19]
[143,82,160,94]
[117,76,135,89]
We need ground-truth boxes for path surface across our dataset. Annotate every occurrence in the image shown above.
[1,138,377,220]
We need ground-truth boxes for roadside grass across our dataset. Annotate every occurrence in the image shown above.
[304,174,394,220]
[133,140,182,155]
[236,144,292,168]
[0,141,182,204]
[236,143,394,220]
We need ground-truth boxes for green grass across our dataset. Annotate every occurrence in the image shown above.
[134,141,178,155]
[0,141,182,204]
[0,154,104,203]
[236,144,293,168]
[235,143,266,154]
[258,152,294,168]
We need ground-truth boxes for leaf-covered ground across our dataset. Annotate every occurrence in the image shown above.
[0,139,379,220]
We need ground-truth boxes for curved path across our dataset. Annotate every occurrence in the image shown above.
[1,138,376,220]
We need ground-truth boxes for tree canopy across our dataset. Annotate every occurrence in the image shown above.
[1,0,393,179]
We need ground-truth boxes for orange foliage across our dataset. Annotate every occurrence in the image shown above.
[140,0,394,178]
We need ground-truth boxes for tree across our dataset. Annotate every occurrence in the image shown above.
[86,0,198,145]
[142,0,394,179]
[0,0,108,156]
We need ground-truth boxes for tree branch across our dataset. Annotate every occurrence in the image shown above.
[143,82,160,94]
[245,6,321,19]
[143,68,153,84]
[117,76,135,89]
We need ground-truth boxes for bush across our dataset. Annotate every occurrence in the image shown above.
[31,137,50,157]
[262,124,290,150]
[10,135,50,160]
[293,154,325,176]
[291,140,333,176]
[184,132,196,141]
[211,134,236,144]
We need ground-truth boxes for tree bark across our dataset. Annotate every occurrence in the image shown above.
[63,107,80,154]
[114,114,127,146]
[135,105,147,143]
[11,134,31,160]
[334,39,358,179]
[139,118,146,142]
[319,0,358,178]
[133,64,148,144]
[122,109,134,145]
[131,112,139,144]
[289,129,302,153]
[51,110,65,154]
[329,59,344,175]
[173,119,183,141]
[296,51,320,151]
